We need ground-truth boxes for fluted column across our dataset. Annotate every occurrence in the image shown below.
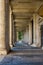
[29,21,32,44]
[33,14,41,47]
[0,0,10,54]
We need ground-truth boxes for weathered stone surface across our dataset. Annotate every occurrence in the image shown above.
[0,0,10,55]
[0,53,43,65]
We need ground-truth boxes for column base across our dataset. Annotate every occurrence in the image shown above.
[28,42,32,45]
[36,43,41,47]
[31,43,41,47]
[0,49,10,55]
[10,44,13,48]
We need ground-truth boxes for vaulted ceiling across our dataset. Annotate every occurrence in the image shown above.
[10,0,43,31]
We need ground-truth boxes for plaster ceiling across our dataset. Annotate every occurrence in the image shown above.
[10,0,43,31]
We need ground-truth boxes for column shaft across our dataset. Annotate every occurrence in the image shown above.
[0,0,10,54]
[29,21,32,44]
[16,31,19,41]
[9,6,13,47]
[0,0,5,49]
[33,14,36,44]
[13,22,16,45]
[33,14,41,47]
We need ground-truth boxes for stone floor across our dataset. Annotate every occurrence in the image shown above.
[0,54,43,65]
[13,41,41,50]
[0,41,43,65]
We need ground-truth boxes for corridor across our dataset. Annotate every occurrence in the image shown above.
[0,0,43,54]
[0,0,43,65]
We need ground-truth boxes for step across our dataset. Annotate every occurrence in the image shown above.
[11,49,43,56]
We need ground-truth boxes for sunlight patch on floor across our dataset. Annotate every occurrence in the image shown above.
[0,56,5,62]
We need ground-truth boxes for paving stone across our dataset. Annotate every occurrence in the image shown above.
[0,54,43,65]
[0,42,43,65]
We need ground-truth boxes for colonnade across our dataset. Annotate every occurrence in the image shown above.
[0,0,42,55]
[0,0,16,54]
[23,14,41,47]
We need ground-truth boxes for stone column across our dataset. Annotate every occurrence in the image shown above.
[13,22,14,45]
[9,6,13,48]
[23,27,29,43]
[0,0,10,54]
[32,14,41,47]
[16,31,17,41]
[13,22,16,45]
[33,14,36,45]
[26,26,29,43]
[14,25,16,43]
[29,21,32,44]
[22,30,25,42]
[16,31,19,41]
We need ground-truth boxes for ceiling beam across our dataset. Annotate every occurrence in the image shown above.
[12,9,36,13]
[15,22,28,27]
[11,0,43,3]
[14,19,30,23]
[38,5,43,17]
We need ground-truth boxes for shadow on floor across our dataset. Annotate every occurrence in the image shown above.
[0,41,43,65]
[0,54,43,65]
[12,41,41,51]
